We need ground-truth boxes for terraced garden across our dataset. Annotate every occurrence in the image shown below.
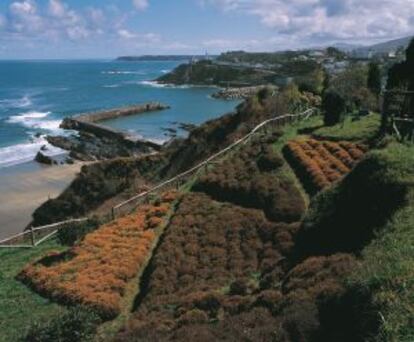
[284,139,367,194]
[4,111,414,342]
[19,192,177,319]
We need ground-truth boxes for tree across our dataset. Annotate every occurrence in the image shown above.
[387,38,414,91]
[326,47,346,60]
[329,65,368,111]
[367,62,381,96]
[322,90,346,126]
[386,38,414,112]
[298,68,325,95]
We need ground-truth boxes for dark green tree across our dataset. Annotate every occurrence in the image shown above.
[322,90,346,126]
[367,62,381,96]
[386,38,414,119]
[322,70,330,93]
[387,38,414,90]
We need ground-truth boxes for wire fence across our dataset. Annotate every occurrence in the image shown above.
[0,108,317,249]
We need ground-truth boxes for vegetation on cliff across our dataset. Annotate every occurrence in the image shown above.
[32,154,166,226]
[157,60,277,87]
[193,134,305,222]
[157,58,326,94]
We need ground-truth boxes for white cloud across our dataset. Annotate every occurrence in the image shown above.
[117,28,136,39]
[48,0,65,18]
[117,29,161,44]
[132,0,149,11]
[10,0,36,15]
[2,0,111,42]
[203,0,414,45]
[8,0,43,33]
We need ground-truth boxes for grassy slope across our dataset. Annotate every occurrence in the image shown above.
[312,113,381,142]
[0,241,68,342]
[347,143,414,341]
[306,116,414,341]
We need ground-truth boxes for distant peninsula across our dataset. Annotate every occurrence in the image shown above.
[116,55,217,62]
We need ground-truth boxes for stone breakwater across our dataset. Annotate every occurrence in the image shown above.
[47,103,169,162]
[65,102,170,124]
[212,85,278,100]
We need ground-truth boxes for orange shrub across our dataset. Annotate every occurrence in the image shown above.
[284,139,368,195]
[19,195,174,319]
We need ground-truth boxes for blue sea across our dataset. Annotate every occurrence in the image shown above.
[0,60,239,168]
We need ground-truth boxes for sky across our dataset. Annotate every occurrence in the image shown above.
[0,0,413,59]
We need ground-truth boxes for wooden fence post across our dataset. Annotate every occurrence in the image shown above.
[111,207,116,221]
[30,226,35,246]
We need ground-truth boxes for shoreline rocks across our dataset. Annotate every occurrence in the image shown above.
[48,103,168,163]
[46,132,160,162]
[35,151,57,165]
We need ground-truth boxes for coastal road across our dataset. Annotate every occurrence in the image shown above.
[0,162,82,241]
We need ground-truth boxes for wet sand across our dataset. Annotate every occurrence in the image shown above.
[0,161,83,241]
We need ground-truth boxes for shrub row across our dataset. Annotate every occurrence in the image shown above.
[284,139,367,195]
[116,193,355,341]
[193,138,305,223]
[19,192,177,319]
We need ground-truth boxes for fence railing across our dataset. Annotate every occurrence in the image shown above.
[0,108,317,248]
[0,218,89,248]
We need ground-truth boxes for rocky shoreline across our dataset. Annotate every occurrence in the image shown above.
[44,103,168,163]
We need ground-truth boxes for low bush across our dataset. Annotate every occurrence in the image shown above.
[32,154,165,226]
[57,218,100,246]
[19,193,176,319]
[284,139,366,195]
[193,139,305,222]
[24,306,101,342]
[118,193,294,337]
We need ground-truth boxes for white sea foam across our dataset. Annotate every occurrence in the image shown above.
[0,95,32,109]
[139,80,168,88]
[161,69,171,74]
[102,70,145,75]
[0,136,66,168]
[7,111,62,133]
[147,137,169,145]
[103,84,121,88]
[139,80,191,89]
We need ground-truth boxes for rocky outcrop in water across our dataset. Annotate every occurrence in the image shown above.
[49,103,167,163]
[47,133,160,162]
[34,151,57,165]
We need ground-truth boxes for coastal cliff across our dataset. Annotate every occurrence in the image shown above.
[156,60,277,87]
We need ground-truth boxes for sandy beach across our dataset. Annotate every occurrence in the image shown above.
[0,161,83,241]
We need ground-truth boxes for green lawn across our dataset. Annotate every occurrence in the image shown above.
[312,113,381,142]
[0,241,68,342]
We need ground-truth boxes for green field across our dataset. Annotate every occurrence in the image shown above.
[0,241,68,342]
[313,113,381,142]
